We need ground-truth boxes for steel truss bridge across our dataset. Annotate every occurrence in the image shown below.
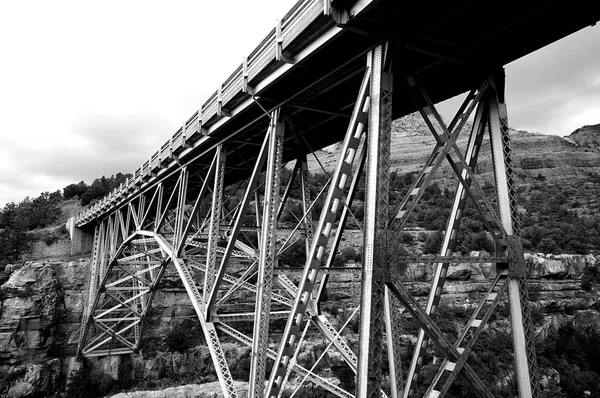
[72,1,599,397]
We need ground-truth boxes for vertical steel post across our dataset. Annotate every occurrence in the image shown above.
[356,42,393,398]
[300,155,315,253]
[76,223,101,357]
[204,146,226,307]
[173,168,189,249]
[384,286,402,398]
[488,69,539,398]
[249,109,284,398]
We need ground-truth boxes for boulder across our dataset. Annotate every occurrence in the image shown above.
[4,264,20,273]
[7,359,61,398]
[525,253,594,279]
[526,255,566,279]
[405,263,432,281]
[446,263,472,280]
[539,367,561,391]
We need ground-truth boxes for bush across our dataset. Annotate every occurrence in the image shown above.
[528,284,542,302]
[582,265,600,292]
[63,181,88,199]
[423,231,444,255]
[66,369,114,398]
[77,173,131,206]
[165,318,204,352]
[339,246,360,262]
[0,229,30,266]
[536,324,600,396]
[279,240,306,267]
[399,231,414,245]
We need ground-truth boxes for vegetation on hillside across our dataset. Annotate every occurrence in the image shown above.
[0,191,63,265]
[63,172,131,205]
[0,173,132,266]
[519,177,600,254]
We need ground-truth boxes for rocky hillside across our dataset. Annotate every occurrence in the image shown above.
[1,248,599,397]
[315,112,600,183]
[567,123,600,149]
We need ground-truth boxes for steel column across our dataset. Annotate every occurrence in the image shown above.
[265,63,372,398]
[204,146,226,307]
[249,109,285,398]
[356,42,392,398]
[488,70,540,398]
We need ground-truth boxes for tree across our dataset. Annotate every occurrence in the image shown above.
[0,228,30,265]
[423,231,444,254]
[63,181,88,199]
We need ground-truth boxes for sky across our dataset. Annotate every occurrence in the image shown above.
[0,1,599,207]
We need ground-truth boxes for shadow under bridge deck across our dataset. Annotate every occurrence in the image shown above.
[74,0,600,228]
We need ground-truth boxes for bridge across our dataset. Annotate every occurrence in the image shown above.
[69,1,600,397]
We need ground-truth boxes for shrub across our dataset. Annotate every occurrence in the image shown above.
[528,284,541,302]
[399,231,414,245]
[340,246,360,262]
[278,240,306,267]
[63,181,88,199]
[531,306,545,326]
[536,324,600,396]
[582,265,600,292]
[0,229,30,266]
[165,318,204,352]
[65,369,114,398]
[423,231,444,255]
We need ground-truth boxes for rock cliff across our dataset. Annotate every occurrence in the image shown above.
[1,250,598,397]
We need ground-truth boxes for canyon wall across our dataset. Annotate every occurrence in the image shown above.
[0,250,598,397]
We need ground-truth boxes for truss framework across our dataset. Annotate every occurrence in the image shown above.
[77,44,539,398]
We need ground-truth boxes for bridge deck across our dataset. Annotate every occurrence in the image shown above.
[75,0,599,227]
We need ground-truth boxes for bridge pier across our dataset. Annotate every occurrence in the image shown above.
[67,216,94,256]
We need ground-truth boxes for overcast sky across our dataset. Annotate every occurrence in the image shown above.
[1,1,599,207]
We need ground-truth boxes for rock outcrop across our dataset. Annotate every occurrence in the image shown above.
[0,262,60,365]
[0,262,62,397]
[108,381,249,398]
[568,123,600,149]
[0,259,89,397]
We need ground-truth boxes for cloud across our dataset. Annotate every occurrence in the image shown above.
[0,113,173,206]
[505,24,600,135]
[0,0,598,208]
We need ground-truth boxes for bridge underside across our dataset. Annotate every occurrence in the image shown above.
[73,1,600,398]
